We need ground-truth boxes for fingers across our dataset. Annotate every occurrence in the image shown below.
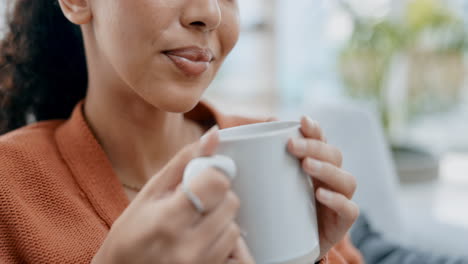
[171,167,232,224]
[288,138,342,167]
[206,222,241,263]
[143,126,219,198]
[302,158,357,199]
[156,170,240,263]
[187,167,231,213]
[300,116,326,142]
[290,116,341,167]
[200,126,221,156]
[188,190,242,263]
[184,189,246,263]
[231,238,255,264]
[316,188,360,226]
[194,191,240,241]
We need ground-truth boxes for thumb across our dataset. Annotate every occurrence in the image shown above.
[142,126,220,198]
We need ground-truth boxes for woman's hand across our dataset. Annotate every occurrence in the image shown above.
[93,128,254,264]
[287,116,359,260]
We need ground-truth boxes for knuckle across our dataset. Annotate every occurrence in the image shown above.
[305,140,320,158]
[346,172,358,196]
[334,193,347,212]
[172,190,193,214]
[321,162,333,176]
[206,168,231,192]
[154,224,176,242]
[182,142,199,158]
[164,197,180,214]
[308,118,320,130]
[347,201,360,222]
[329,145,343,167]
[316,124,324,137]
[317,141,328,158]
[196,168,231,193]
[155,219,177,239]
[229,223,241,239]
[308,140,320,155]
[318,126,327,141]
[227,191,241,212]
[155,203,183,237]
[335,150,343,167]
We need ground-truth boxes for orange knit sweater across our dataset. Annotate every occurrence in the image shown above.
[0,101,363,263]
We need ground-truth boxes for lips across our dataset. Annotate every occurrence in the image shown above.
[163,47,214,77]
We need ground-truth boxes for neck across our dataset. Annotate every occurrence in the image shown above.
[84,87,204,189]
[80,27,206,192]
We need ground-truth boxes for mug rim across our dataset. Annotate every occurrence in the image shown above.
[219,121,300,142]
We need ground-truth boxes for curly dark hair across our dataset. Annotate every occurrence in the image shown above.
[0,0,88,134]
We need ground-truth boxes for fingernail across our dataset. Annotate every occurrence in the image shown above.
[200,126,218,146]
[318,188,333,202]
[292,138,307,156]
[306,158,323,175]
[303,115,317,126]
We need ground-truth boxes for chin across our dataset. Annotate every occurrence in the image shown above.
[147,91,204,113]
[134,77,210,113]
[162,99,201,113]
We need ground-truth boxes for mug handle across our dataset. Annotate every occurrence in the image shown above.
[183,155,237,187]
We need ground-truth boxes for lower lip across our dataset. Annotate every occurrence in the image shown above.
[164,53,210,77]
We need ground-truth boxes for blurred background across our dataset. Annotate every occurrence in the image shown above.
[1,0,467,258]
[206,0,468,257]
[209,0,468,152]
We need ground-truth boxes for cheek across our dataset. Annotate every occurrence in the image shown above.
[93,1,173,83]
[219,7,240,58]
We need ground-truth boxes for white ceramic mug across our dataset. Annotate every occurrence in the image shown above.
[183,121,319,264]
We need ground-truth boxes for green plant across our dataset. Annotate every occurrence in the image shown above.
[405,0,468,51]
[338,0,468,134]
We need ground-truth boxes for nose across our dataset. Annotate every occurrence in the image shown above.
[181,0,221,33]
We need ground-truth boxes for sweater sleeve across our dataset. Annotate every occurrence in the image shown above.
[351,214,468,264]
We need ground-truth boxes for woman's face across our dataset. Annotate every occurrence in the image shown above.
[88,0,240,112]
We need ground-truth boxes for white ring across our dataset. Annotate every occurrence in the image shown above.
[182,184,205,214]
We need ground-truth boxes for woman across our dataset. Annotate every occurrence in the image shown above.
[0,0,362,263]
